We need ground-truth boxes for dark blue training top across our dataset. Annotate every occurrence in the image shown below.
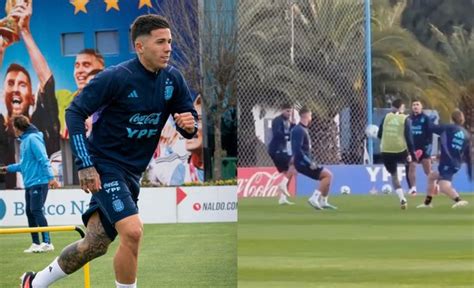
[268,114,295,155]
[291,123,313,166]
[409,112,433,149]
[66,58,198,175]
[432,124,472,179]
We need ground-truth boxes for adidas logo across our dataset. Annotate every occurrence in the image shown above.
[128,90,138,98]
[454,131,464,139]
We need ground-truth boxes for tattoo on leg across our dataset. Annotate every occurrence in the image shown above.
[58,216,111,274]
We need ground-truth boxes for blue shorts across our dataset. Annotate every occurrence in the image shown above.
[414,144,432,162]
[82,161,140,241]
[295,162,323,180]
[269,151,291,173]
[438,164,459,182]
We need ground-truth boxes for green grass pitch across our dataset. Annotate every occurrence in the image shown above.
[238,194,474,288]
[0,223,236,287]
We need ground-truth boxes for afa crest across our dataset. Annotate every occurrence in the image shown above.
[164,78,174,101]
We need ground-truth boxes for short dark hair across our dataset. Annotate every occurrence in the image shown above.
[451,109,464,125]
[299,107,311,116]
[281,103,292,110]
[392,99,404,109]
[131,14,170,44]
[12,115,30,132]
[78,49,104,67]
[6,63,32,86]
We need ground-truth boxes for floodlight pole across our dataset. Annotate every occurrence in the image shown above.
[365,0,374,165]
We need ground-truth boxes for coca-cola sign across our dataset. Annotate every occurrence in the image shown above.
[237,167,295,198]
[129,113,161,125]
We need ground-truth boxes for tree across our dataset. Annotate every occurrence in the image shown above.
[155,0,238,180]
[238,0,368,165]
[430,25,474,157]
[371,0,459,120]
[399,0,474,50]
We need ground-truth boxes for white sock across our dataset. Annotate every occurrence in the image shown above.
[319,195,328,206]
[395,188,406,202]
[279,176,289,190]
[311,190,321,199]
[279,193,288,201]
[116,280,137,288]
[32,257,68,287]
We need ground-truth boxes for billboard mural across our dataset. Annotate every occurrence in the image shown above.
[0,0,203,188]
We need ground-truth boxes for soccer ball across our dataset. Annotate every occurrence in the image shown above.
[381,184,393,194]
[365,124,379,139]
[340,185,351,195]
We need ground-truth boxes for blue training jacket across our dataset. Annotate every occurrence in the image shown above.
[432,124,472,180]
[291,123,313,166]
[66,58,198,175]
[268,114,295,155]
[7,125,54,188]
[409,112,434,150]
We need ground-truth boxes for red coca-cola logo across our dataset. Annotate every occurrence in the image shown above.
[237,169,285,198]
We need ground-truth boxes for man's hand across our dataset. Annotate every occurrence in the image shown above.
[10,2,31,35]
[48,179,60,189]
[0,166,7,174]
[173,112,196,134]
[78,166,101,194]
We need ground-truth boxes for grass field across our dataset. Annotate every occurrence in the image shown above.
[0,223,236,287]
[238,194,474,288]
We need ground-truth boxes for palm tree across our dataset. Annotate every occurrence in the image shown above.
[238,0,367,166]
[430,25,474,159]
[371,0,459,120]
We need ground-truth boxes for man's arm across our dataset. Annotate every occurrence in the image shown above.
[377,116,385,139]
[169,72,198,138]
[66,69,115,170]
[272,117,285,140]
[66,69,115,193]
[291,128,312,165]
[430,124,446,136]
[404,118,416,159]
[463,135,472,181]
[5,163,21,173]
[0,36,8,70]
[13,3,51,87]
[30,136,54,180]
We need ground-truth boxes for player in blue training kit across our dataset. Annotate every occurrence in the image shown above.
[417,110,471,209]
[291,107,336,210]
[406,100,435,196]
[268,103,296,205]
[21,15,197,288]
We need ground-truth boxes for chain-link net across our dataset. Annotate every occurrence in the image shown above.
[237,0,369,167]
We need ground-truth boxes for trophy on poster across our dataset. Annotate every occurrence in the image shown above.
[0,0,30,45]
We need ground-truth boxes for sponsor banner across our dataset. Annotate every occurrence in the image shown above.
[136,187,177,224]
[237,167,296,198]
[0,186,237,226]
[296,164,473,196]
[0,189,91,226]
[177,186,237,223]
[0,188,177,226]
